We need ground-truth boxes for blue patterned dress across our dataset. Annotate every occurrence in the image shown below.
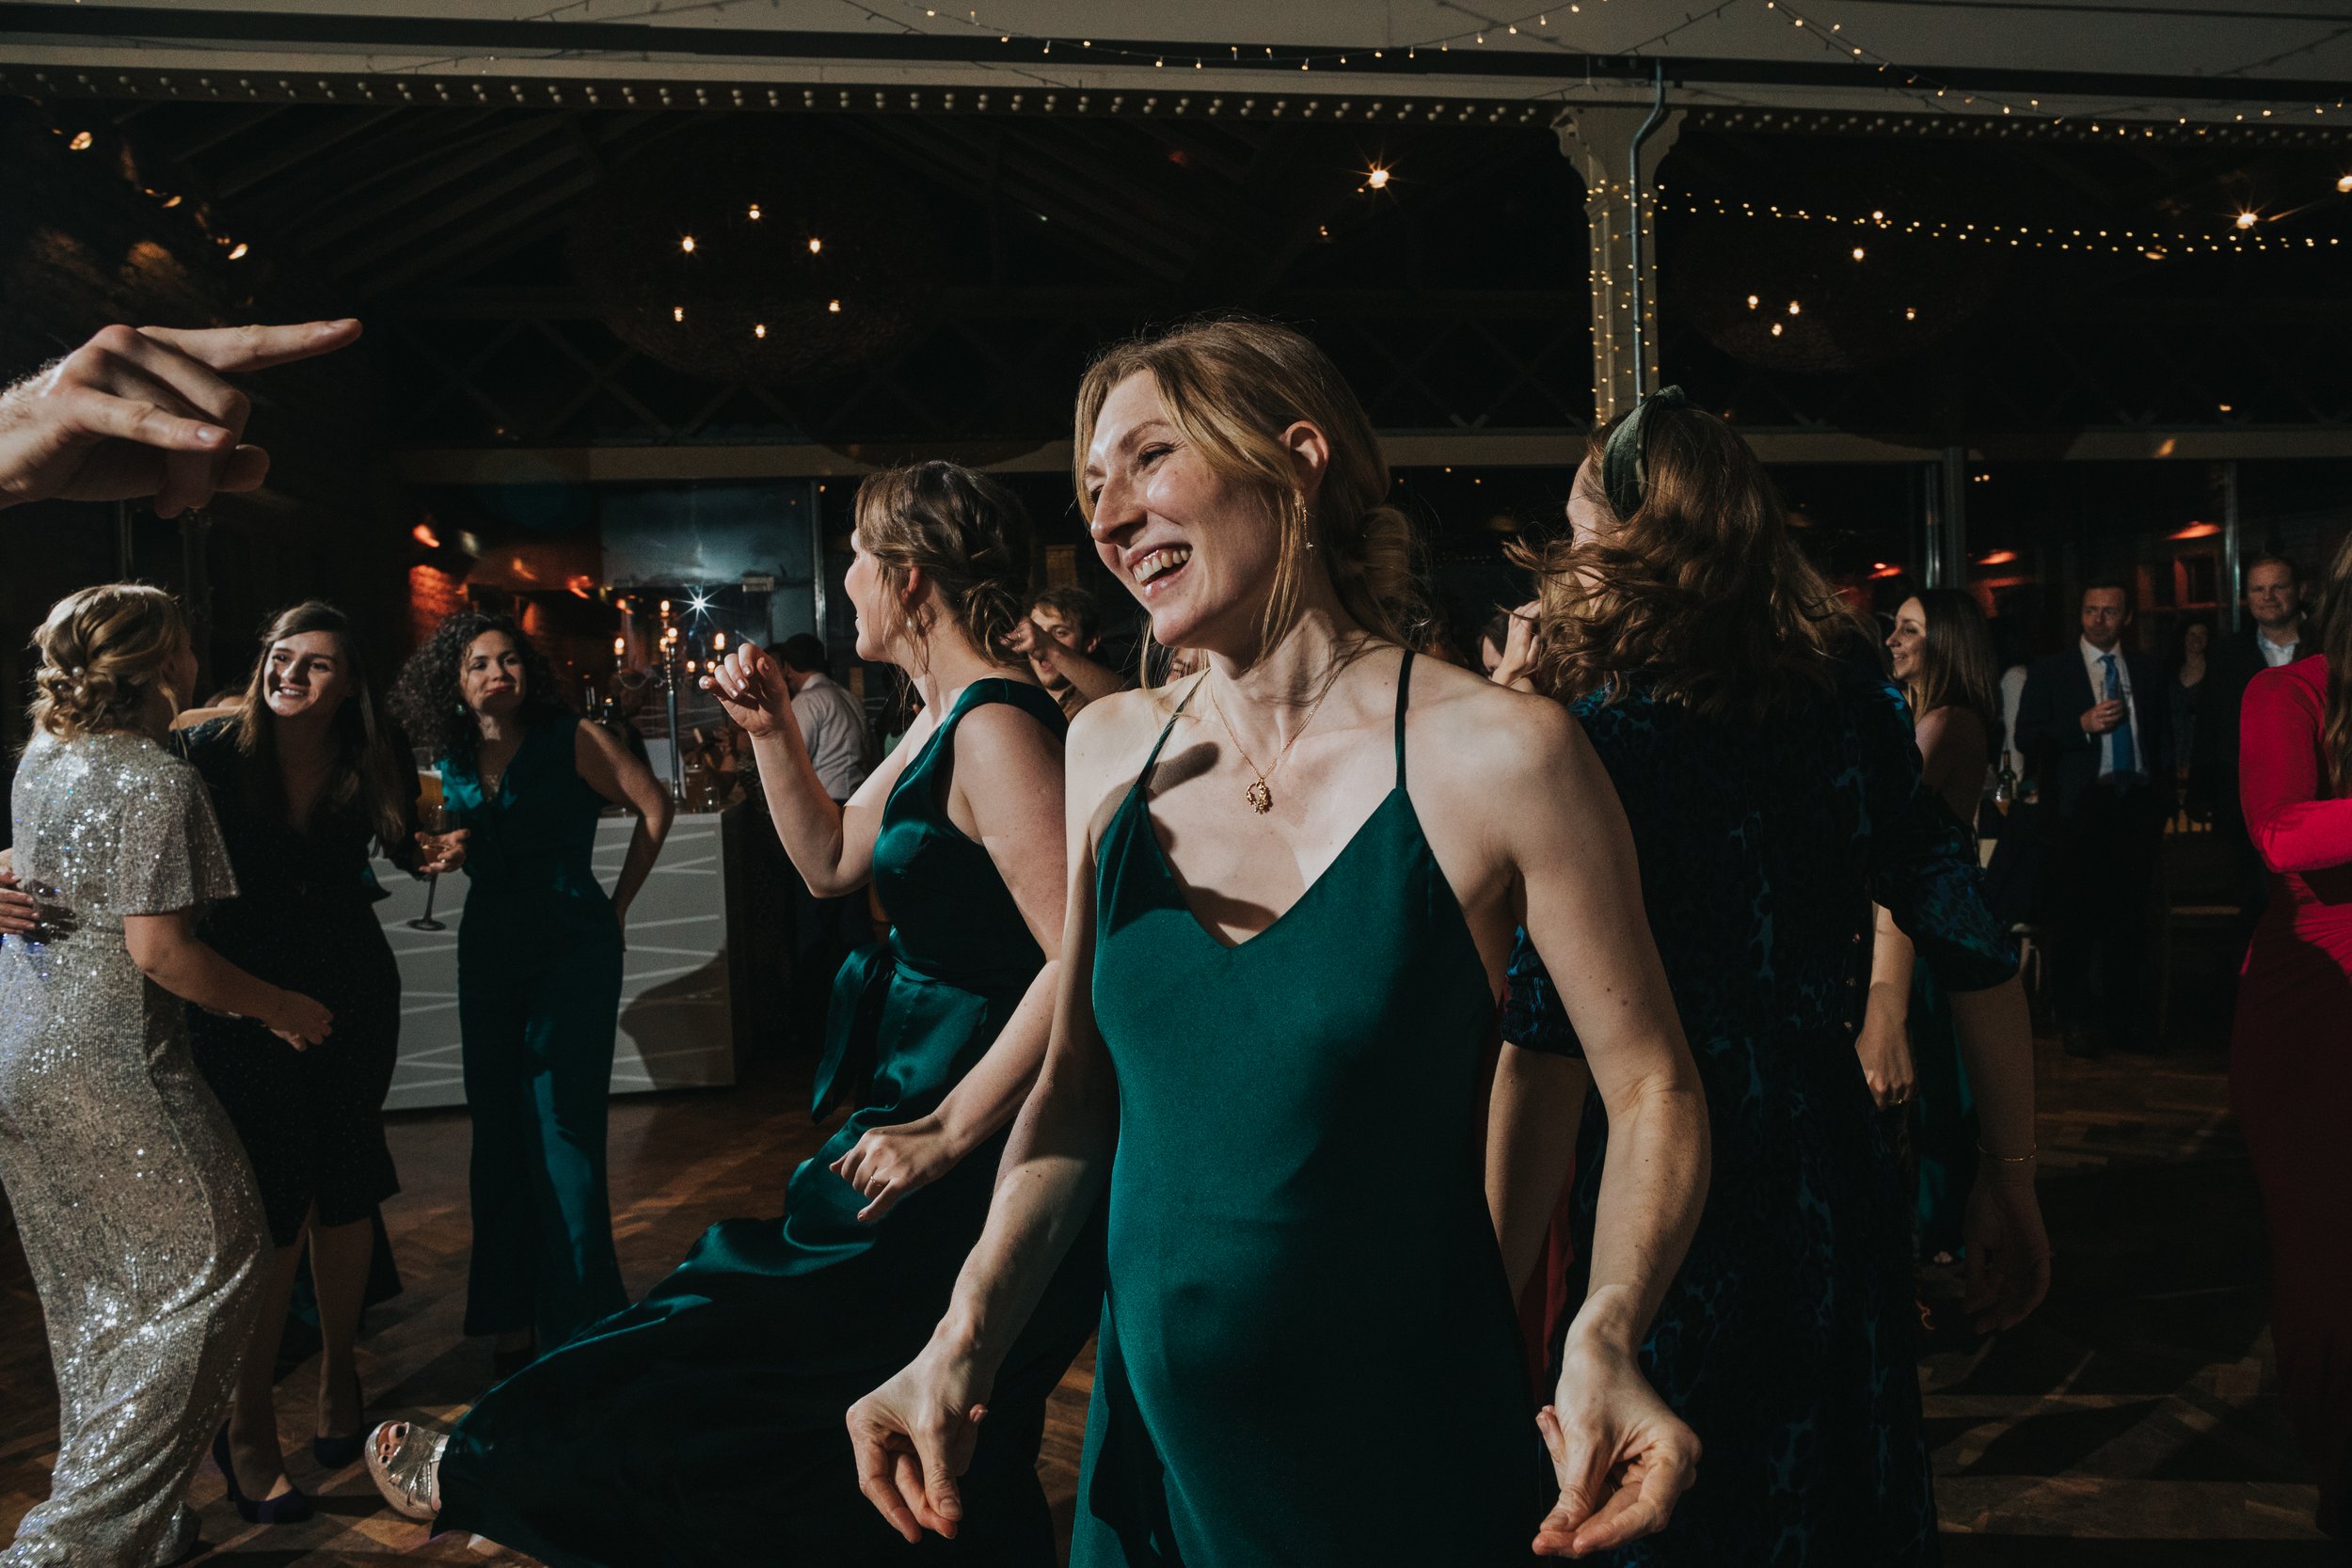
[1506,650,2017,1568]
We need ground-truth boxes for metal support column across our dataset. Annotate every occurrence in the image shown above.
[1935,444,1969,590]
[1555,97,1684,424]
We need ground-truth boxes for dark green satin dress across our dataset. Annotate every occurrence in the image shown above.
[444,712,628,1352]
[437,678,1103,1568]
[1076,651,1552,1566]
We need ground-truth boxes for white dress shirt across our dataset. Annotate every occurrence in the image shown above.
[791,671,876,800]
[2258,629,2301,668]
[2079,637,2145,778]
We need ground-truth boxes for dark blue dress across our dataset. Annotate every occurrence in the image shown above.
[1505,652,2017,1568]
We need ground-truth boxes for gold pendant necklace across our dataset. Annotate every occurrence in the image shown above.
[1207,667,1342,815]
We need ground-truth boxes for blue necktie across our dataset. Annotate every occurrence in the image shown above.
[2100,653,2137,778]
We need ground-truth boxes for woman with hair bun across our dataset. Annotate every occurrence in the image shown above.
[179,601,467,1522]
[1501,394,2046,1566]
[1,582,333,1568]
[366,461,1100,1568]
[389,610,673,1375]
[851,319,1709,1564]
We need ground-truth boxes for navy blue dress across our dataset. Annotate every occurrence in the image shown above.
[1505,652,2017,1568]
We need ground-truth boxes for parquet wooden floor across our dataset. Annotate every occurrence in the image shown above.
[2,1037,2339,1564]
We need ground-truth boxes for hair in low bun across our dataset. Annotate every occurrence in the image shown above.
[1073,316,1429,667]
[852,461,1037,666]
[28,582,189,740]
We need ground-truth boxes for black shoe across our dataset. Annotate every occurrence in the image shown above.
[212,1427,315,1525]
[310,1369,367,1469]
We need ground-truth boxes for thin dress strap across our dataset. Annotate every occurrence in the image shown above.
[1133,673,1206,796]
[1393,648,1416,792]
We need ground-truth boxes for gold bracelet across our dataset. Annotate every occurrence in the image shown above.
[1977,1144,2038,1163]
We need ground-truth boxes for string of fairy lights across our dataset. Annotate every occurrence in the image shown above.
[1675,190,2352,260]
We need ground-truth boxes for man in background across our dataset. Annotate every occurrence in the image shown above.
[2015,580,2174,1058]
[2190,555,2310,945]
[1014,586,1128,718]
[774,634,877,1049]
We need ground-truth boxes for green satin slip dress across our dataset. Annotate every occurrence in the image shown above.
[1074,650,1554,1567]
[435,678,1104,1567]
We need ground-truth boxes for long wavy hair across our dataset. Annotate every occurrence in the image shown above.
[389,610,571,767]
[27,582,188,739]
[1073,316,1429,676]
[852,461,1036,669]
[2312,531,2352,793]
[221,602,412,850]
[1902,589,2002,743]
[1518,404,1861,721]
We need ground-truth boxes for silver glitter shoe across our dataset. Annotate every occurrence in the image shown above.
[365,1419,448,1522]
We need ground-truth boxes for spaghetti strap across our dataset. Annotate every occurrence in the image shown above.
[1393,648,1416,792]
[1133,673,1206,796]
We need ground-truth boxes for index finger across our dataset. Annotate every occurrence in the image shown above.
[1571,1447,1695,1554]
[139,319,362,374]
[849,1420,923,1544]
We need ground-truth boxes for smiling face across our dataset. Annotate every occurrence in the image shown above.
[459,630,527,721]
[2246,561,2301,634]
[1885,596,1928,684]
[262,629,351,724]
[1082,371,1295,656]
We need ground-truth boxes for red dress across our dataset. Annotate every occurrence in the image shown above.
[2232,654,2352,1539]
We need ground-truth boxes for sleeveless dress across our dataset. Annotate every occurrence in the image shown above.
[441,711,629,1352]
[1077,651,1552,1566]
[1503,653,2018,1568]
[1,730,264,1568]
[436,678,1104,1568]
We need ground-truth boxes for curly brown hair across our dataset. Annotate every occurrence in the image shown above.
[389,610,572,766]
[1518,405,1862,721]
[27,582,189,739]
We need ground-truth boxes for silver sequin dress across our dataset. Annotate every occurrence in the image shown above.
[1,729,265,1568]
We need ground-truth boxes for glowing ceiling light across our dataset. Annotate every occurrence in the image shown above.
[2234,210,2258,230]
[1366,165,1391,190]
[747,202,762,220]
[227,243,248,260]
[681,235,697,252]
[807,237,823,254]
[68,131,92,150]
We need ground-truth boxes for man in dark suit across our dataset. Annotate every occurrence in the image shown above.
[2188,554,2309,947]
[2014,580,2174,1057]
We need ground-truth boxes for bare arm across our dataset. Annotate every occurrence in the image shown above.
[845,698,1136,1544]
[1856,904,1916,1112]
[1486,1045,1592,1294]
[575,719,674,926]
[122,909,332,1047]
[831,703,1070,1220]
[707,641,914,897]
[1505,705,1708,1558]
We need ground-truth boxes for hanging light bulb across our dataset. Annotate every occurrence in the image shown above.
[672,305,684,323]
[2233,210,2258,230]
[754,323,767,338]
[227,243,249,261]
[828,299,842,313]
[1851,245,1865,260]
[1366,165,1391,190]
[1746,294,1759,309]
[807,237,822,254]
[681,235,697,252]
[747,202,762,220]
[2337,173,2352,193]
[67,130,93,150]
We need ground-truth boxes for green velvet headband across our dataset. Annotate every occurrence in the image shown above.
[1602,384,1689,522]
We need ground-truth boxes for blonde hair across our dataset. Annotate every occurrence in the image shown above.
[851,461,1035,665]
[28,583,190,739]
[1073,317,1425,670]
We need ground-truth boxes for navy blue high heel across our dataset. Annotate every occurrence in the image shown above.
[310,1370,366,1469]
[212,1427,314,1525]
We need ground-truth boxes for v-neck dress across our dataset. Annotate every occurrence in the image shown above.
[1075,650,1553,1566]
[435,679,1104,1568]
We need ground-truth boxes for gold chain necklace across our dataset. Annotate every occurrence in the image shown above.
[1206,666,1343,815]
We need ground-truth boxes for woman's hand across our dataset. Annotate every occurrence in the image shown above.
[1961,1166,2051,1332]
[1534,1340,1700,1558]
[846,1339,993,1544]
[266,989,333,1051]
[1855,992,1915,1112]
[831,1116,968,1223]
[703,641,798,742]
[0,858,40,937]
[413,828,469,876]
[1489,599,1542,692]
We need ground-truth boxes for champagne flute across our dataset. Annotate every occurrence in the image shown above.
[409,799,452,932]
